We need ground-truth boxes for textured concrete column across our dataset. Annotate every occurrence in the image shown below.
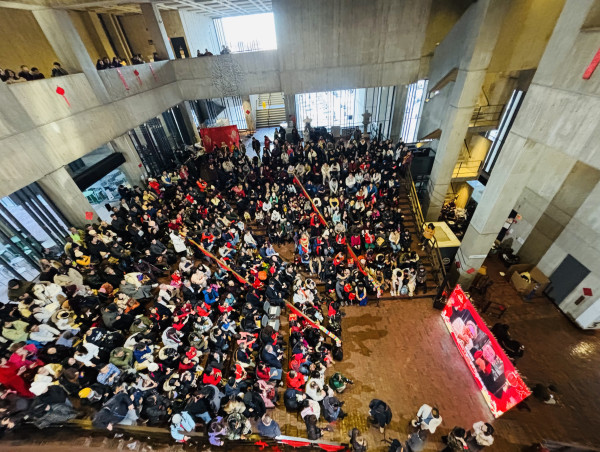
[38,167,99,228]
[284,94,296,127]
[452,135,538,287]
[141,3,175,60]
[86,12,116,61]
[242,95,255,132]
[178,101,201,143]
[33,9,111,104]
[390,85,407,142]
[111,134,147,186]
[102,14,132,62]
[424,0,509,221]
[451,0,597,288]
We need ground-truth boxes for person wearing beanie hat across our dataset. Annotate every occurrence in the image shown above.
[170,411,195,442]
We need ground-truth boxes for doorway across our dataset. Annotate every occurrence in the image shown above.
[545,254,590,306]
[171,37,189,58]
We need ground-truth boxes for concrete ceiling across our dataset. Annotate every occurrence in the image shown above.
[0,0,272,16]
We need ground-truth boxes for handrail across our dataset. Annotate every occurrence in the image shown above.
[403,165,450,294]
[470,104,505,127]
[452,160,483,179]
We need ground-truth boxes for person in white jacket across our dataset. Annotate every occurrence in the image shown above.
[412,403,442,433]
[244,231,257,248]
[170,231,187,254]
[75,342,100,366]
[29,323,60,344]
[468,421,494,449]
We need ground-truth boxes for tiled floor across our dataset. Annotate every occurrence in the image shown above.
[267,255,600,451]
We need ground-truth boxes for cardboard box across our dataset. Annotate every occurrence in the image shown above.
[508,264,550,295]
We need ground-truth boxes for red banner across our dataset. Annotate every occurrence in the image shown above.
[441,285,531,417]
[199,125,240,152]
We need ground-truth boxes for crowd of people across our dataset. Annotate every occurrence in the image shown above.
[0,127,495,451]
[0,62,68,84]
[235,130,431,303]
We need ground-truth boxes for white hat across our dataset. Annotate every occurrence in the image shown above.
[147,362,159,372]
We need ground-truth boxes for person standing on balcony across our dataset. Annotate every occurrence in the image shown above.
[51,62,68,77]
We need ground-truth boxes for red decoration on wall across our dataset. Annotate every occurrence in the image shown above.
[85,211,94,220]
[55,86,70,107]
[138,163,143,168]
[466,267,475,274]
[583,48,600,79]
[116,68,130,90]
[583,288,593,296]
[148,63,159,82]
[245,109,250,115]
[133,69,142,86]
[199,125,240,152]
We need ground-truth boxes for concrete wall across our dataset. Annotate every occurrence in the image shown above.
[179,11,219,56]
[175,51,282,99]
[487,0,566,73]
[0,8,58,74]
[537,180,600,326]
[421,0,474,58]
[119,13,155,61]
[69,11,106,62]
[272,0,431,94]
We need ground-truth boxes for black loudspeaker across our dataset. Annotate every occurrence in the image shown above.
[432,296,447,310]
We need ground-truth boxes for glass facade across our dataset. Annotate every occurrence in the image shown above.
[401,79,428,143]
[295,87,396,140]
[191,97,246,130]
[0,183,69,300]
[128,108,188,177]
[82,168,130,222]
[214,13,277,53]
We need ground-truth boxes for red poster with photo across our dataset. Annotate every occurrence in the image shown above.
[441,285,531,417]
[199,126,240,153]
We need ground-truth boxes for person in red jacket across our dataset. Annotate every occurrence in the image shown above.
[202,367,222,385]
[286,370,306,390]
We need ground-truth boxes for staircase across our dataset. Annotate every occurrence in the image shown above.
[256,92,287,128]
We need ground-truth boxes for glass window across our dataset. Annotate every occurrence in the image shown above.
[215,13,277,53]
[296,87,396,140]
[83,168,130,222]
[401,79,428,143]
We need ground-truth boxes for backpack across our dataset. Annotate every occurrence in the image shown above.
[332,345,344,361]
[388,439,403,452]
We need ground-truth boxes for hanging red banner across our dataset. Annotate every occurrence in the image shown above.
[187,238,248,285]
[148,63,159,81]
[293,177,328,226]
[116,68,129,90]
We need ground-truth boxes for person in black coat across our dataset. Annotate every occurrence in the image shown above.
[369,399,392,433]
[93,391,135,430]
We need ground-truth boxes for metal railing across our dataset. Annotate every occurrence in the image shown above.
[403,166,450,294]
[452,160,483,179]
[470,104,505,127]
